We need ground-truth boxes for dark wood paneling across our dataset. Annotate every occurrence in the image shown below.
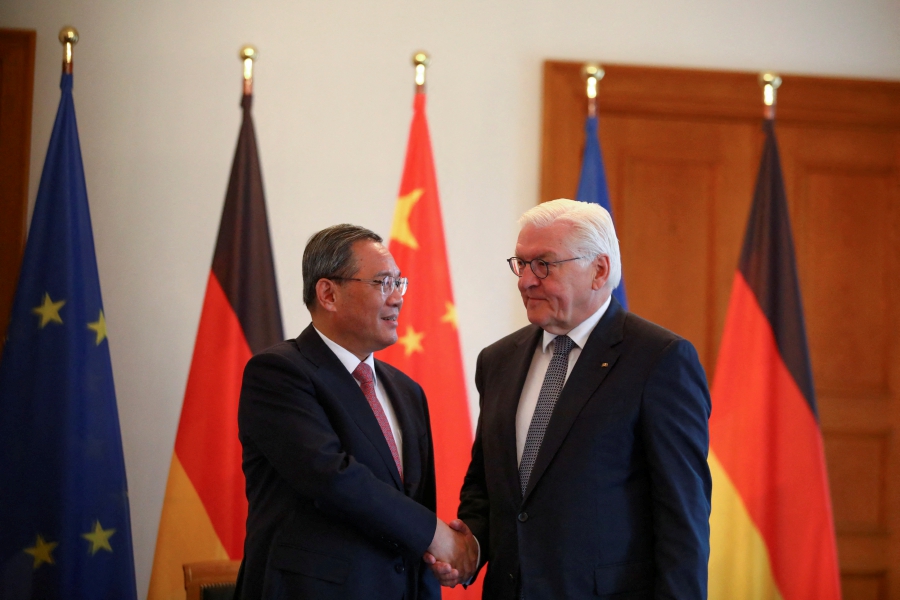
[825,433,889,532]
[0,29,35,355]
[842,573,887,600]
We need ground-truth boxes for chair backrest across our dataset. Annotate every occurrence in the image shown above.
[183,560,241,600]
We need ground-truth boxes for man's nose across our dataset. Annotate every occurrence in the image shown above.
[518,267,541,289]
[386,287,404,306]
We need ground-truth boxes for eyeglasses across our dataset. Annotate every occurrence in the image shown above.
[330,275,409,296]
[507,256,584,279]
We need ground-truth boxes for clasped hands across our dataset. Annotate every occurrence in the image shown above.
[423,518,478,587]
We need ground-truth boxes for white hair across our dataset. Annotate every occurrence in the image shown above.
[518,198,622,292]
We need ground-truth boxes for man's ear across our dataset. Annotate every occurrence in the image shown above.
[591,255,611,291]
[315,278,340,313]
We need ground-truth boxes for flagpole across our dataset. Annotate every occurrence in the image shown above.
[240,45,257,96]
[581,63,604,118]
[759,71,782,120]
[59,26,78,74]
[412,51,429,94]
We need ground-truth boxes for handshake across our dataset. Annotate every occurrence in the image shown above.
[423,518,479,587]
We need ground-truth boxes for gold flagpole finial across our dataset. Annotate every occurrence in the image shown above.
[759,72,782,120]
[582,63,604,117]
[240,45,258,96]
[59,27,79,75]
[412,51,430,93]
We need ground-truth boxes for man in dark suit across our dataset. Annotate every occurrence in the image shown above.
[433,199,711,598]
[235,224,476,600]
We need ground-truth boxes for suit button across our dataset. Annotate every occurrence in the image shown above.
[395,563,405,573]
[517,512,528,522]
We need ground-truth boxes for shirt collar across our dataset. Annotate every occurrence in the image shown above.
[313,326,377,382]
[540,294,612,353]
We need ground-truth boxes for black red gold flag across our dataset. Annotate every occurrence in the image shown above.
[708,119,841,600]
[149,93,283,599]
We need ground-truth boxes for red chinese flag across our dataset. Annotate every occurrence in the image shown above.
[707,119,840,599]
[148,93,283,599]
[377,91,479,598]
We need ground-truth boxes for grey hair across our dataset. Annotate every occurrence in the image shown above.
[303,224,383,308]
[518,198,622,292]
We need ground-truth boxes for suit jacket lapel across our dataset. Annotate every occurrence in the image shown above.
[498,326,543,503]
[376,362,419,496]
[522,299,627,502]
[296,325,403,490]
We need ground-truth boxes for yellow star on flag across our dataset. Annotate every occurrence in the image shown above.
[87,310,108,345]
[81,520,116,555]
[398,325,425,357]
[390,188,423,250]
[24,534,58,569]
[440,301,458,329]
[32,293,65,328]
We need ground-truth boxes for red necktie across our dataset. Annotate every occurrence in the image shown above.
[352,362,403,481]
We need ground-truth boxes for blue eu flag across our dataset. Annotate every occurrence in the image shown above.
[0,73,137,599]
[575,115,628,310]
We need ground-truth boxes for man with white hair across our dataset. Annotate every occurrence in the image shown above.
[437,199,711,598]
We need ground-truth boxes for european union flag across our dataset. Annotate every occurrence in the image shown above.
[0,73,137,599]
[576,115,628,310]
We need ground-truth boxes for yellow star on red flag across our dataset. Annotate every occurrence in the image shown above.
[32,293,65,328]
[440,302,458,329]
[81,520,116,555]
[24,534,58,569]
[398,325,425,357]
[390,189,423,250]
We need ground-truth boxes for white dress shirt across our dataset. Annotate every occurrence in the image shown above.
[314,327,403,468]
[515,295,612,465]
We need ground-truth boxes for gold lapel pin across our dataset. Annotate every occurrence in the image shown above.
[601,362,609,368]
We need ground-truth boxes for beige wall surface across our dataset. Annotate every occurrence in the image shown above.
[1,0,898,597]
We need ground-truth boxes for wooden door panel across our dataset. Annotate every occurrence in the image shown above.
[541,60,900,598]
[825,433,889,531]
[601,115,758,378]
[799,168,894,395]
[0,29,35,356]
[620,154,715,362]
[782,124,900,595]
[842,574,887,600]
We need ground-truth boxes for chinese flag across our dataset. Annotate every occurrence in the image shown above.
[148,92,283,599]
[707,119,840,600]
[377,90,479,597]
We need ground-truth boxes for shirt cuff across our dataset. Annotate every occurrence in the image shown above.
[463,536,482,586]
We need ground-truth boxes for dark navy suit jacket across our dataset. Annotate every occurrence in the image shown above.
[459,298,712,599]
[234,325,441,600]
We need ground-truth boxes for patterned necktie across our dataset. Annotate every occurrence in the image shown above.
[518,334,575,496]
[352,362,403,481]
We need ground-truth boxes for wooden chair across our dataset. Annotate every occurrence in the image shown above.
[183,560,241,600]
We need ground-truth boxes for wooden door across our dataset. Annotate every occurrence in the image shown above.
[0,29,36,356]
[541,61,900,599]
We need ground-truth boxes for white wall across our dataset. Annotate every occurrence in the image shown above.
[2,0,898,596]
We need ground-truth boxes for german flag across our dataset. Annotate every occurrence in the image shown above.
[708,119,841,599]
[148,92,282,599]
